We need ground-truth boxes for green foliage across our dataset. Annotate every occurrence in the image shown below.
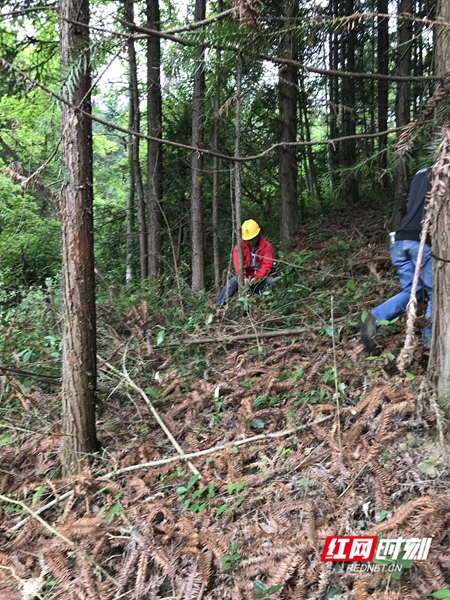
[0,274,62,375]
[220,542,240,572]
[0,175,61,288]
[372,547,414,582]
[251,581,282,599]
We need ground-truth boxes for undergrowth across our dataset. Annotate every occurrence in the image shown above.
[0,215,448,600]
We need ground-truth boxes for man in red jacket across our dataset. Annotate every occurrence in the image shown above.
[215,219,275,306]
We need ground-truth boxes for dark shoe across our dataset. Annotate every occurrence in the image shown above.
[360,312,377,352]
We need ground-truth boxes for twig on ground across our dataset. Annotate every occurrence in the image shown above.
[0,493,119,587]
[166,327,307,347]
[100,352,201,477]
[102,416,334,479]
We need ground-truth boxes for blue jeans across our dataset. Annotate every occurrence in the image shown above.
[215,275,275,306]
[371,240,432,328]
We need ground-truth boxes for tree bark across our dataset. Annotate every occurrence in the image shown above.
[126,136,134,284]
[278,0,298,245]
[147,0,163,278]
[212,0,223,289]
[126,0,147,281]
[430,0,450,421]
[190,0,206,292]
[328,0,340,185]
[299,71,323,213]
[235,55,243,289]
[434,0,450,78]
[377,0,389,171]
[393,0,413,229]
[59,0,99,474]
[341,0,358,203]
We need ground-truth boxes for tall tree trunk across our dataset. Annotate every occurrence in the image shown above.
[299,71,323,213]
[59,0,98,474]
[190,0,206,292]
[126,139,134,284]
[126,0,147,280]
[235,55,243,289]
[430,0,450,420]
[278,0,298,245]
[341,0,358,203]
[393,0,413,229]
[212,0,223,289]
[377,0,389,171]
[147,0,163,278]
[328,0,340,187]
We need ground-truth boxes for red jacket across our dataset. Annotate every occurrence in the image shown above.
[233,236,274,281]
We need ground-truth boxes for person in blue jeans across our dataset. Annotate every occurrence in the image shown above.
[360,167,432,351]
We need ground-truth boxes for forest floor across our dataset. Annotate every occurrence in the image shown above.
[1,207,449,600]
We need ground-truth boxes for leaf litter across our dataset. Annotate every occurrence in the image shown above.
[0,216,449,600]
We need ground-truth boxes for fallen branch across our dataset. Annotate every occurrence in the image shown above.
[100,353,201,478]
[166,327,307,347]
[102,415,333,479]
[0,365,128,401]
[0,493,119,587]
[9,416,334,533]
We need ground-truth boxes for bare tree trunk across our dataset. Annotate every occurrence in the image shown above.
[430,167,450,417]
[126,140,134,284]
[278,0,298,245]
[212,0,223,289]
[147,0,163,278]
[299,71,323,213]
[393,0,413,229]
[190,0,206,292]
[59,0,98,474]
[126,0,147,280]
[341,0,358,203]
[430,0,450,420]
[235,55,243,289]
[377,0,389,171]
[435,0,450,77]
[328,0,340,186]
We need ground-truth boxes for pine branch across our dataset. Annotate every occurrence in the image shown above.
[0,55,421,165]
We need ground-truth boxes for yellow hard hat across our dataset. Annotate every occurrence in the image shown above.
[241,219,261,241]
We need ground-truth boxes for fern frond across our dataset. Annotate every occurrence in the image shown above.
[152,545,175,577]
[117,545,139,590]
[197,549,212,586]
[44,551,72,584]
[76,555,99,600]
[417,560,447,590]
[266,551,301,589]
[353,578,369,600]
[374,496,434,531]
[58,517,104,540]
[180,562,202,600]
[0,585,21,600]
[355,385,388,417]
[134,548,150,599]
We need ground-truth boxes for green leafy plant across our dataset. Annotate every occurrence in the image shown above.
[430,590,450,599]
[372,547,414,582]
[216,482,245,517]
[97,491,124,521]
[290,366,305,382]
[251,581,282,599]
[176,474,216,513]
[220,542,241,572]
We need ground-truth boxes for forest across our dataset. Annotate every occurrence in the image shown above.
[1,0,450,598]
